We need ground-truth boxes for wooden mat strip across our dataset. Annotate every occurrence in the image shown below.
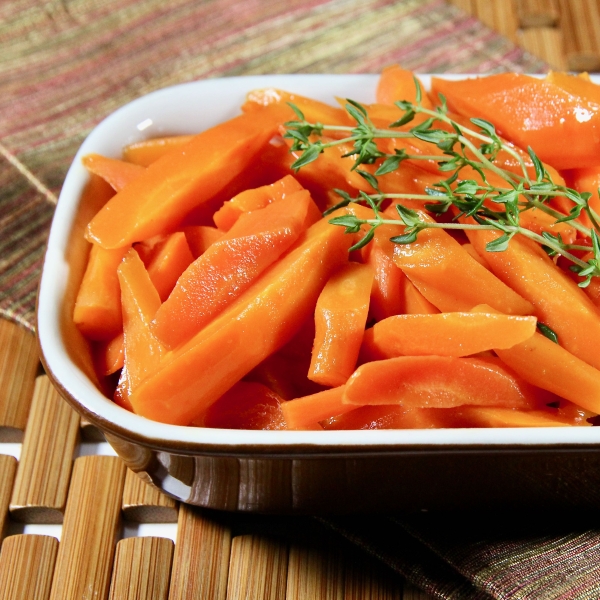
[49,456,126,600]
[0,455,17,540]
[0,320,39,441]
[122,468,178,524]
[109,537,174,600]
[0,534,58,600]
[10,375,80,524]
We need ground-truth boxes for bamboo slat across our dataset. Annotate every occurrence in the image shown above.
[343,553,404,600]
[0,455,17,540]
[0,534,58,600]
[558,0,600,71]
[49,456,126,600]
[122,469,178,523]
[0,320,39,441]
[516,0,560,27]
[226,535,288,600]
[286,541,345,600]
[518,27,567,70]
[108,536,174,600]
[471,0,519,42]
[168,504,232,600]
[10,375,80,523]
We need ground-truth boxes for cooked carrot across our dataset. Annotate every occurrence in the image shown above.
[363,312,537,359]
[212,175,318,231]
[449,406,590,428]
[309,263,374,387]
[343,356,544,409]
[392,212,534,315]
[114,249,165,410]
[122,135,195,166]
[73,244,128,340]
[199,381,286,430]
[87,104,291,249]
[129,213,352,425]
[280,386,355,430]
[82,154,145,192]
[94,332,124,376]
[152,189,313,349]
[376,65,434,109]
[494,330,600,414]
[145,232,194,302]
[466,225,600,371]
[183,225,223,259]
[402,278,439,315]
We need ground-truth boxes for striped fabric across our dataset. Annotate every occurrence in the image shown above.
[0,0,545,330]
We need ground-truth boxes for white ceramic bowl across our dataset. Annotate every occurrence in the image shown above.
[38,75,600,513]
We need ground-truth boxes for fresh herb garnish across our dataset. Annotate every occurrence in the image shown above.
[283,81,600,285]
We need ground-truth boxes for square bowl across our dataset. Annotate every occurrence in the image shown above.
[38,74,600,513]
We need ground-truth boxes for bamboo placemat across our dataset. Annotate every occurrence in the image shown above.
[0,0,550,597]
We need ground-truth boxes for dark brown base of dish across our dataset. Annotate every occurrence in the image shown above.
[105,432,600,513]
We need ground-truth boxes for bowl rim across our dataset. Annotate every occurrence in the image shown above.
[37,72,600,455]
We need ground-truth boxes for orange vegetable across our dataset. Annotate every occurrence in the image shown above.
[564,166,600,230]
[122,135,195,166]
[82,153,145,192]
[212,175,315,231]
[343,356,544,410]
[94,332,124,376]
[144,232,194,302]
[392,212,534,315]
[73,244,128,340]
[199,381,286,430]
[362,312,537,359]
[465,225,600,371]
[449,406,590,428]
[309,263,374,387]
[128,213,352,425]
[114,249,165,410]
[152,189,313,349]
[322,405,454,430]
[87,104,291,249]
[183,225,223,259]
[376,65,434,109]
[494,330,600,414]
[281,386,355,430]
[431,73,600,170]
[402,278,439,315]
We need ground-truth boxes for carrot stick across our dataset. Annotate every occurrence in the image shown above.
[122,135,195,167]
[129,214,352,425]
[82,154,145,192]
[86,105,291,249]
[343,356,544,409]
[309,263,374,387]
[183,225,223,259]
[281,386,354,430]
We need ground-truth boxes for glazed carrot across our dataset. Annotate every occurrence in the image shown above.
[129,213,352,425]
[309,263,374,387]
[114,249,165,410]
[367,227,406,320]
[494,330,600,414]
[392,212,534,315]
[152,190,313,349]
[322,405,458,430]
[82,154,145,192]
[403,278,439,315]
[376,65,434,109]
[363,312,537,359]
[280,386,355,430]
[450,406,590,428]
[565,166,600,230]
[145,232,194,302]
[94,332,124,376]
[343,356,543,409]
[183,225,223,259]
[87,104,291,249]
[122,135,195,166]
[73,244,128,340]
[199,381,286,430]
[243,88,353,129]
[212,175,313,231]
[465,225,600,371]
[431,73,600,170]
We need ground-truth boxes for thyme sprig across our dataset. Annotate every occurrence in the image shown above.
[282,82,600,286]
